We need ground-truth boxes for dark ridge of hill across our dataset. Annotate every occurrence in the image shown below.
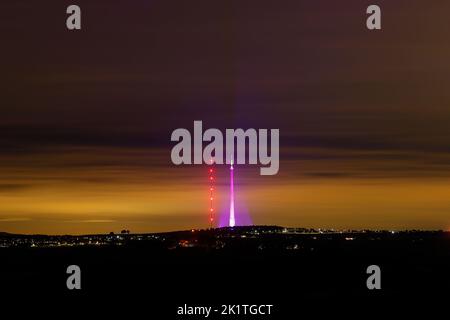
[0,225,286,238]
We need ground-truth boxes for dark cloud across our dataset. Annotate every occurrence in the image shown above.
[0,183,32,192]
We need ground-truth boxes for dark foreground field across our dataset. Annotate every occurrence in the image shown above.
[1,227,449,318]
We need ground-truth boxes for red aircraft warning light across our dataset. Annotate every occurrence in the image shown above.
[208,159,215,228]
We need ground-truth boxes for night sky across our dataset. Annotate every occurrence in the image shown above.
[1,1,450,234]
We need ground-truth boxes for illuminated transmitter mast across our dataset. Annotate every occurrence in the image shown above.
[208,158,215,228]
[229,157,236,227]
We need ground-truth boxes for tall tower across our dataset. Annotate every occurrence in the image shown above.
[229,157,236,227]
[208,158,215,228]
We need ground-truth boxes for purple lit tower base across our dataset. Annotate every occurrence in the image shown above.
[218,158,253,228]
